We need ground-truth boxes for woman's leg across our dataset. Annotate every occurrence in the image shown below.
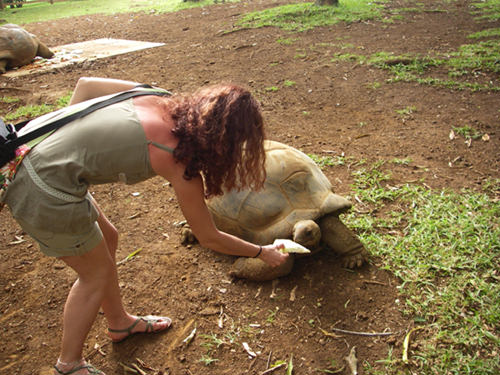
[55,203,171,374]
[56,239,116,374]
[89,201,171,340]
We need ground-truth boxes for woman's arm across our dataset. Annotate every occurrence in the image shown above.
[169,170,288,267]
[69,77,143,105]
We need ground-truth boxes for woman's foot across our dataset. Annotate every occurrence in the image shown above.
[107,315,172,343]
[53,359,104,375]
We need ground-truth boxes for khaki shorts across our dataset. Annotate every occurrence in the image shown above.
[3,155,104,257]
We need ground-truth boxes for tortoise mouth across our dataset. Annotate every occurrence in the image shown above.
[292,220,321,249]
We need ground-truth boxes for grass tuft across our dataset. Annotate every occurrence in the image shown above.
[1,0,234,25]
[237,1,387,32]
[343,163,500,375]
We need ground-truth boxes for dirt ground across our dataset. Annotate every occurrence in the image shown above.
[0,0,498,374]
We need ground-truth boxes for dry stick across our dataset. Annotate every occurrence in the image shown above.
[266,351,273,369]
[260,363,286,375]
[331,327,395,337]
[118,362,138,374]
[131,363,147,375]
[248,357,258,371]
[0,87,31,92]
[362,280,387,286]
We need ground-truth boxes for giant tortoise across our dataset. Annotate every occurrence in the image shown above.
[205,140,369,281]
[0,24,54,74]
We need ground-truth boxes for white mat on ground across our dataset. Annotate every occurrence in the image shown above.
[3,38,165,77]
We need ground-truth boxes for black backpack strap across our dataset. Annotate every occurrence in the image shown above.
[8,88,171,150]
[13,119,30,132]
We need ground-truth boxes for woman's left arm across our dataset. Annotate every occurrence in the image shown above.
[69,77,143,105]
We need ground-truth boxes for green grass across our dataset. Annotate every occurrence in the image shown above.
[395,105,417,117]
[0,0,231,25]
[238,0,499,92]
[448,40,500,76]
[3,103,54,121]
[340,162,500,375]
[452,125,483,140]
[265,86,279,92]
[1,2,498,374]
[198,354,218,366]
[308,153,357,169]
[471,0,500,21]
[1,91,72,122]
[237,0,388,32]
[0,96,20,104]
[468,28,500,39]
[330,43,500,91]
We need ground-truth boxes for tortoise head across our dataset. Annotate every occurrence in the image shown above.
[292,220,321,250]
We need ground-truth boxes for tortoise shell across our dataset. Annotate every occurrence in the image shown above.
[207,140,352,245]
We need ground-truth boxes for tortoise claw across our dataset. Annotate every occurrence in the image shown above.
[341,250,368,269]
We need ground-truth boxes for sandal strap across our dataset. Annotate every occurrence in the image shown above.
[54,363,103,375]
[108,317,141,334]
[108,316,167,335]
[144,317,154,333]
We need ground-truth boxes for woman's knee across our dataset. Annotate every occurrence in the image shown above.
[101,220,118,256]
[61,240,117,284]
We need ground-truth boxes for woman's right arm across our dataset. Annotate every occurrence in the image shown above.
[69,77,143,105]
[166,166,288,267]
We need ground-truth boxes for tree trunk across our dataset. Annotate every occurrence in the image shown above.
[315,0,339,6]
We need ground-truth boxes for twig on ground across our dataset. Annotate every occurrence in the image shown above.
[260,363,286,375]
[0,87,31,92]
[331,327,395,336]
[362,280,387,286]
[136,358,158,372]
[266,351,272,369]
[322,365,346,374]
[319,327,342,338]
[118,362,138,374]
[131,363,147,375]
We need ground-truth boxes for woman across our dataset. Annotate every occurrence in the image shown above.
[2,77,289,375]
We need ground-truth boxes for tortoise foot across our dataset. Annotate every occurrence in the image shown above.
[36,41,55,59]
[229,256,294,281]
[341,251,368,269]
[180,224,198,245]
[319,215,369,268]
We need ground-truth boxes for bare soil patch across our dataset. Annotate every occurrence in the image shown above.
[0,1,498,374]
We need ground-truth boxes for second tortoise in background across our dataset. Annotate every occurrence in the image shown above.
[0,23,54,73]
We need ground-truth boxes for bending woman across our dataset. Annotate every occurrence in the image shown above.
[2,77,288,375]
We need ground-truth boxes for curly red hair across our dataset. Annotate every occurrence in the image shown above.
[167,84,266,197]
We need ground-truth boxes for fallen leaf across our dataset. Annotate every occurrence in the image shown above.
[449,129,456,140]
[290,285,298,302]
[242,342,257,358]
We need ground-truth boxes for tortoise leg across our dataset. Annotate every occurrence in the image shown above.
[319,215,369,268]
[36,41,54,59]
[0,60,8,74]
[229,256,295,281]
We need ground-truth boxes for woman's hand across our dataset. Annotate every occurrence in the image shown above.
[258,243,289,267]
